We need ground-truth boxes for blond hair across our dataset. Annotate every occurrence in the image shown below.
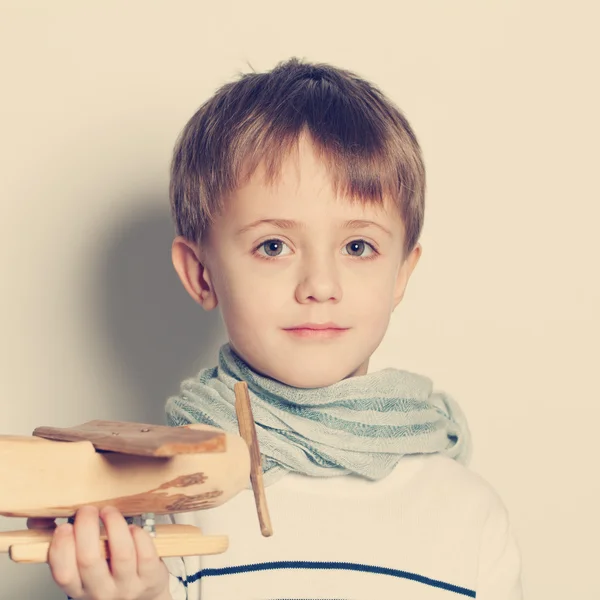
[170,57,426,258]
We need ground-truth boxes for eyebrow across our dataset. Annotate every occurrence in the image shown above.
[236,218,392,237]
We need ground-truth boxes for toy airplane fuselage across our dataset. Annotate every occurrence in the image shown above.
[0,421,250,519]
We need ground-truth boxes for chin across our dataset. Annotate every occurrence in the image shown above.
[269,362,364,389]
[229,337,372,388]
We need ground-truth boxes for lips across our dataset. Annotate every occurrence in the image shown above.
[283,323,350,339]
[285,322,348,330]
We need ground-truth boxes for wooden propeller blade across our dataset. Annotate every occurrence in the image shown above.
[234,381,273,537]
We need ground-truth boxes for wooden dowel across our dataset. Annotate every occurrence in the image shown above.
[7,525,227,563]
[234,381,273,537]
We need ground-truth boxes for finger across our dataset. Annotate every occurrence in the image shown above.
[47,523,84,599]
[100,506,137,585]
[73,506,113,595]
[131,524,167,586]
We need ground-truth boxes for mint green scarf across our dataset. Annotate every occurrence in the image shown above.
[165,344,472,486]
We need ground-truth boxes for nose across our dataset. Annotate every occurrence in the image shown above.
[295,255,342,304]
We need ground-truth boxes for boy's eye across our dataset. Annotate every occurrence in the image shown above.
[343,240,374,257]
[257,239,291,257]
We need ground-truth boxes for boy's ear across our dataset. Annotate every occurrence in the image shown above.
[393,243,422,309]
[171,236,218,310]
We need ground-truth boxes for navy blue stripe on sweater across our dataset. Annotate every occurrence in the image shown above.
[176,560,476,597]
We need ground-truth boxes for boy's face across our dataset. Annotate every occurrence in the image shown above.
[173,136,421,387]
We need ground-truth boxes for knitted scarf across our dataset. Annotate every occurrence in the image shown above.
[165,344,472,486]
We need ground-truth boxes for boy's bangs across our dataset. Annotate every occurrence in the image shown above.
[232,124,408,211]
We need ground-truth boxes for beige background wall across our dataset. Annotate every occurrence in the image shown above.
[1,1,598,598]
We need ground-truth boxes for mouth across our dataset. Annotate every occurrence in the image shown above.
[283,323,350,339]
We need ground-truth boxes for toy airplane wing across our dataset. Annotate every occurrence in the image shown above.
[32,419,226,457]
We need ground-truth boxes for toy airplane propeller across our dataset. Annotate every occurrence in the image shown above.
[0,381,272,564]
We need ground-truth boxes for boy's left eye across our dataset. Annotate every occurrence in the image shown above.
[342,240,375,257]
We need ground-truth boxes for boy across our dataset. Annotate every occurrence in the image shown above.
[48,58,522,599]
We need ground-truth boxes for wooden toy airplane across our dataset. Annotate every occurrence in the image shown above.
[0,381,272,564]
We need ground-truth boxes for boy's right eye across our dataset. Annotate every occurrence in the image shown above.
[255,239,292,258]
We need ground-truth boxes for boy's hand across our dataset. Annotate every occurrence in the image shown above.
[47,505,170,600]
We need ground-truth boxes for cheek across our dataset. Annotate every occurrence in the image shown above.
[350,265,397,307]
[215,266,288,328]
[349,274,396,338]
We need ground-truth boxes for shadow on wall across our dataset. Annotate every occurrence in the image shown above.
[90,197,225,425]
[0,200,225,600]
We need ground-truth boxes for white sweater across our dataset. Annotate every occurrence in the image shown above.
[161,453,522,599]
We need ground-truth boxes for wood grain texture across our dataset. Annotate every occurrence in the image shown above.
[33,420,226,456]
[0,424,250,518]
[0,523,200,553]
[234,381,273,537]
